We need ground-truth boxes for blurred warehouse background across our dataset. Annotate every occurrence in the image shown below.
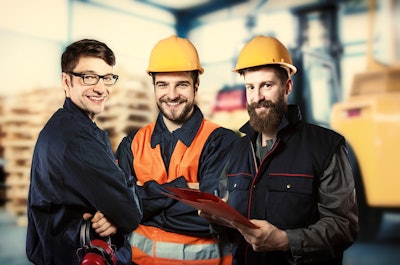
[0,0,399,264]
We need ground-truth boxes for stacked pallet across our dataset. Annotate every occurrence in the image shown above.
[0,95,5,205]
[96,74,157,151]
[0,88,64,216]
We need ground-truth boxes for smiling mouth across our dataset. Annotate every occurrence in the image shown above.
[87,96,105,103]
[163,100,185,108]
[255,106,270,115]
[166,101,180,106]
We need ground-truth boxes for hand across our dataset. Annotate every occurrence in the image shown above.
[83,211,117,237]
[187,182,199,190]
[231,219,289,252]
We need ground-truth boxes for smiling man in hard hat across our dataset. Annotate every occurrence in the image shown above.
[115,35,237,265]
[200,36,358,265]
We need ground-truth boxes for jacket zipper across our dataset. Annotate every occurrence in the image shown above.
[247,138,280,218]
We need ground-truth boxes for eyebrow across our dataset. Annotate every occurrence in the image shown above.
[155,80,191,85]
[176,80,191,85]
[155,81,167,85]
[246,80,276,86]
[260,81,275,86]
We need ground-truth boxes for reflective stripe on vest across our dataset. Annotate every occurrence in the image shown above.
[130,227,226,260]
[131,119,233,264]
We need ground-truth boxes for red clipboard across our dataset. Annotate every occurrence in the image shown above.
[163,187,259,229]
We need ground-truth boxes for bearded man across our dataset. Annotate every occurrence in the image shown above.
[200,36,358,265]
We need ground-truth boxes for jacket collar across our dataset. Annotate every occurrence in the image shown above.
[151,105,204,148]
[63,97,95,124]
[239,104,302,142]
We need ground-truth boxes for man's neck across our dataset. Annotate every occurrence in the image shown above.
[261,130,277,147]
[163,117,182,132]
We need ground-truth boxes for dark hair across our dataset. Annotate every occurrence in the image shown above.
[61,39,116,73]
[150,70,200,85]
[239,64,289,85]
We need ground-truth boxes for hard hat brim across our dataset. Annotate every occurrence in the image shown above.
[233,62,297,76]
[146,68,204,75]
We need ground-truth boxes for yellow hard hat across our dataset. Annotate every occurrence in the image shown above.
[147,35,204,75]
[233,36,297,75]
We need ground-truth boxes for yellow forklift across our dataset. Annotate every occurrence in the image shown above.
[331,0,400,240]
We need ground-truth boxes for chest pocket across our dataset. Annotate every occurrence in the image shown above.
[265,173,315,229]
[227,174,252,218]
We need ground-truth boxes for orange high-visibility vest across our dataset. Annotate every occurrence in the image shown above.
[131,119,232,265]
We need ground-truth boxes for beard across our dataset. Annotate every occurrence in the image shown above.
[247,92,287,133]
[157,97,194,124]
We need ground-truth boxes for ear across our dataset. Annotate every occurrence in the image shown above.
[62,72,71,97]
[285,78,293,95]
[194,81,199,94]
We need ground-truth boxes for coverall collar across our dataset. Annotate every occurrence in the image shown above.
[63,97,97,126]
[151,105,204,148]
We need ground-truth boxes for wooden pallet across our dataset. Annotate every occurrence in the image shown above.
[96,74,156,151]
[0,88,63,216]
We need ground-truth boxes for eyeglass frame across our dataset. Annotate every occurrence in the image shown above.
[68,71,119,86]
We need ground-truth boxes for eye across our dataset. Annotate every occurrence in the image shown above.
[246,85,254,91]
[84,74,97,81]
[176,81,190,88]
[156,83,167,88]
[262,83,273,90]
[103,75,113,82]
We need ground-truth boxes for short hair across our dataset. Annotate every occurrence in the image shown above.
[61,39,116,73]
[239,64,290,85]
[150,70,200,85]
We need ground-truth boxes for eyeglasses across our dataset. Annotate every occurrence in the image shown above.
[68,72,119,86]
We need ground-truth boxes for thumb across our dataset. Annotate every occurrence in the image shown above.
[83,213,93,221]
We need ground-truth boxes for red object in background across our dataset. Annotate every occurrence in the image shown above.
[213,86,247,113]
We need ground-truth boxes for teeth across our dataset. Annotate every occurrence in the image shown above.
[88,96,104,102]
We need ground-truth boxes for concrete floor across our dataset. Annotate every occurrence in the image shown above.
[0,208,29,265]
[0,207,399,265]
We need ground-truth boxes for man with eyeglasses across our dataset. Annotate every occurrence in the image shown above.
[26,39,142,265]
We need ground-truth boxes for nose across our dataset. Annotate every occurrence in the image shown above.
[93,80,107,93]
[166,86,178,100]
[253,88,265,102]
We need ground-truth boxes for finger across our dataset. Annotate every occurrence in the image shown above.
[97,225,117,237]
[198,210,217,221]
[94,221,111,234]
[83,213,93,221]
[198,210,211,219]
[91,211,104,223]
[92,217,107,229]
[187,182,199,190]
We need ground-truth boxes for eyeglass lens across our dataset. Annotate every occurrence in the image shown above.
[82,74,117,85]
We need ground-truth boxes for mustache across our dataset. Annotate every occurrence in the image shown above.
[249,100,275,108]
[160,96,186,103]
